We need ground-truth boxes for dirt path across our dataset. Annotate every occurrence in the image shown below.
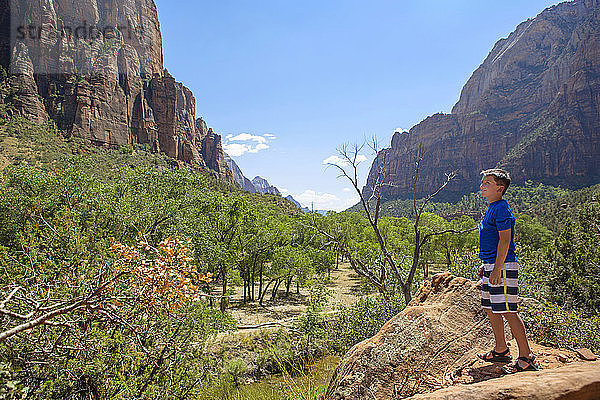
[225,263,365,327]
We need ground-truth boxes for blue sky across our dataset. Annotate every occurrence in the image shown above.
[154,0,563,211]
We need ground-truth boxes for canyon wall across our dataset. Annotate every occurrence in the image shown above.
[3,0,233,182]
[364,0,600,201]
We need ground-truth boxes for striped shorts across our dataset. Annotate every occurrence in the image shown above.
[481,262,519,313]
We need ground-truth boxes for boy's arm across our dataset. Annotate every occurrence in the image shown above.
[489,229,511,285]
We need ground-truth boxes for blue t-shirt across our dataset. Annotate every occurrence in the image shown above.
[478,199,517,264]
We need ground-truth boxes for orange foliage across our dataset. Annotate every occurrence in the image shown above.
[110,235,212,311]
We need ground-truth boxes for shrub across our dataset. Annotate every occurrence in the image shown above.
[325,293,405,353]
[295,279,332,349]
[223,358,248,387]
[448,248,480,281]
[523,301,600,354]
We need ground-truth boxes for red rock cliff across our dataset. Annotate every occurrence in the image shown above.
[3,0,233,182]
[364,0,600,201]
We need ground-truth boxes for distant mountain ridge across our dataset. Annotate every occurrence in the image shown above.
[223,154,306,209]
[364,0,600,201]
[251,176,281,196]
[223,153,257,193]
[285,195,302,208]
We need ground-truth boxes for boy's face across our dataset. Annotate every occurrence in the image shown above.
[480,175,504,201]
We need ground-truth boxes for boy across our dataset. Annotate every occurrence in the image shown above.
[476,168,538,373]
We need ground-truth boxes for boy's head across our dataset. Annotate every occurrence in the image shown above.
[480,169,511,199]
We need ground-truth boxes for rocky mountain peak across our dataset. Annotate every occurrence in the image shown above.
[2,0,234,183]
[365,0,600,201]
[252,176,281,196]
[224,153,257,193]
[451,0,591,118]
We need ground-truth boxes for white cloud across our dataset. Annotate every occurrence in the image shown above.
[343,188,352,192]
[279,187,289,194]
[323,155,344,166]
[394,127,409,134]
[223,143,252,157]
[249,143,269,153]
[294,189,360,212]
[229,133,267,144]
[323,154,367,167]
[223,132,275,157]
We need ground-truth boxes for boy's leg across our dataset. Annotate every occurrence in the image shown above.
[485,308,508,352]
[481,263,510,355]
[503,312,532,362]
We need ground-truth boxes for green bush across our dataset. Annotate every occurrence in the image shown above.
[223,359,248,387]
[448,248,480,281]
[518,203,600,313]
[295,279,332,349]
[325,293,405,353]
[524,302,600,353]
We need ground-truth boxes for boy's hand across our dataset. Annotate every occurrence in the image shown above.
[489,267,502,285]
[478,265,484,279]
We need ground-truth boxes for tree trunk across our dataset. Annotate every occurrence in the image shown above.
[285,276,292,296]
[259,263,264,303]
[402,283,412,305]
[259,279,275,305]
[271,279,281,301]
[220,266,228,312]
[243,278,247,304]
[242,263,247,304]
[251,255,257,301]
[243,263,249,304]
[404,229,420,305]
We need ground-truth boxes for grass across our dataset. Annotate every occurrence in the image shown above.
[196,355,340,400]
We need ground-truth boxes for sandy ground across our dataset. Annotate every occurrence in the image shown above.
[224,262,366,327]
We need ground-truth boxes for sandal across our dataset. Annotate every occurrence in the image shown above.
[477,348,512,363]
[502,355,539,374]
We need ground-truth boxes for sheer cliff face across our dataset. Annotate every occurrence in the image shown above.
[224,153,257,193]
[365,0,600,201]
[5,0,233,182]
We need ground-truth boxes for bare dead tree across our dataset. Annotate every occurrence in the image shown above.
[310,139,474,304]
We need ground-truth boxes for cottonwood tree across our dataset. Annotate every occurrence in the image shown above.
[190,193,249,311]
[311,140,474,304]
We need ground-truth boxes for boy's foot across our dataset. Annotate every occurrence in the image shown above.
[477,348,512,363]
[502,355,539,374]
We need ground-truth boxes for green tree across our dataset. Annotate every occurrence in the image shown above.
[312,142,474,303]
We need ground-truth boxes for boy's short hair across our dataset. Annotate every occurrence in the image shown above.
[481,168,511,195]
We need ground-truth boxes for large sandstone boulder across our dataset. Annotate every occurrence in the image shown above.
[324,273,599,400]
[325,273,496,399]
